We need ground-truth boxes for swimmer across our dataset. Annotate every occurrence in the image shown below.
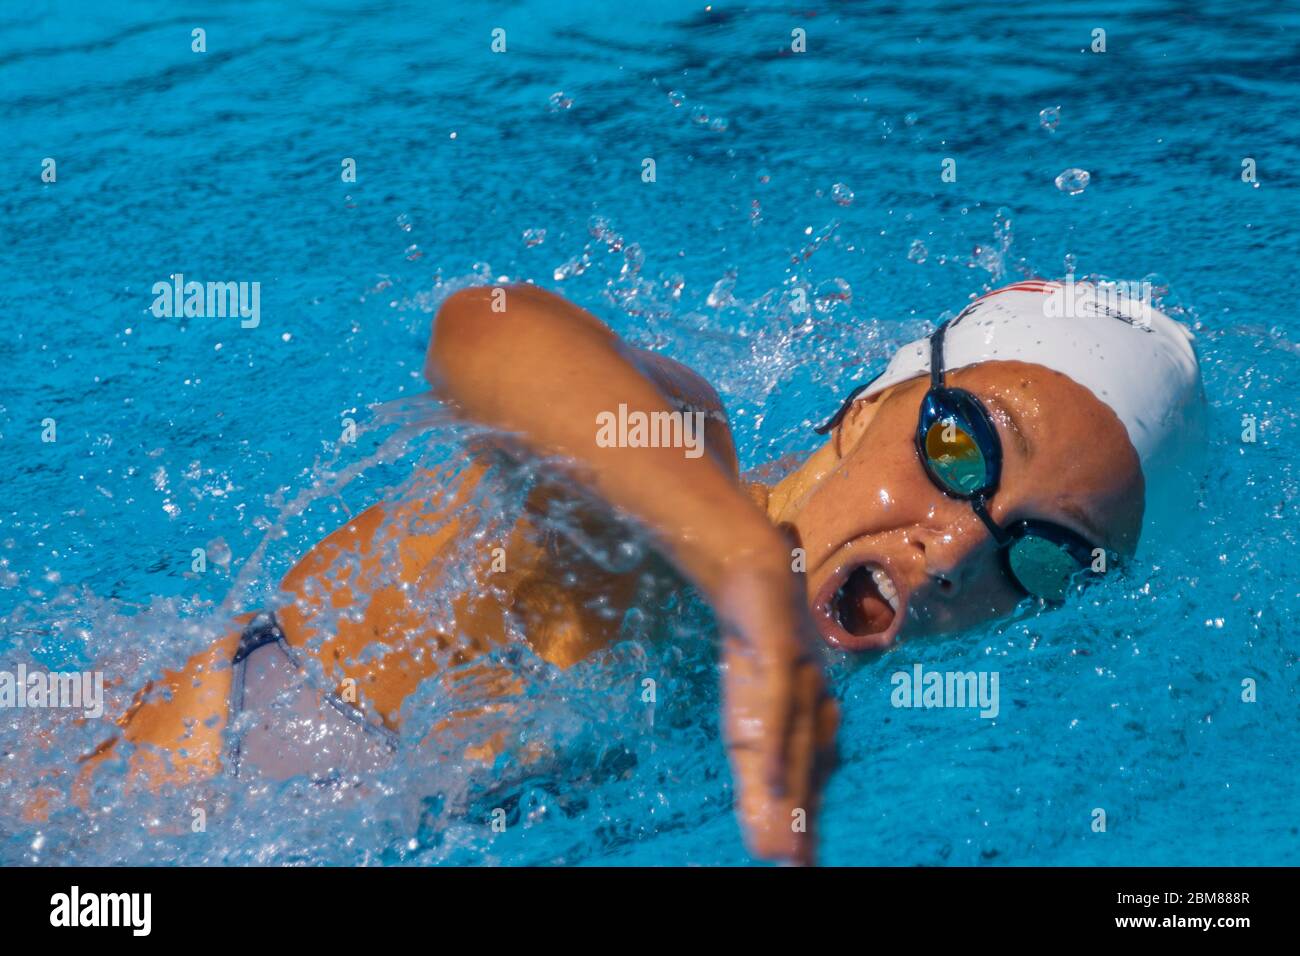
[60,278,1203,865]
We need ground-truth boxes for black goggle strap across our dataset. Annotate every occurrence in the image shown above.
[816,317,954,436]
[812,380,873,435]
[969,496,1012,547]
[929,319,950,389]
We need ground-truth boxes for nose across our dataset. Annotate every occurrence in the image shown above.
[906,509,997,597]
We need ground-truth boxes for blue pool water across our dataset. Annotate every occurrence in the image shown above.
[2,0,1298,865]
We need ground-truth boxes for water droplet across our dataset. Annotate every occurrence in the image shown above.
[1039,105,1061,131]
[615,540,644,568]
[814,278,852,313]
[622,242,644,275]
[706,271,737,308]
[404,244,423,261]
[667,90,686,107]
[395,213,412,232]
[522,228,546,247]
[1141,272,1170,305]
[1064,252,1077,274]
[553,253,591,282]
[548,91,573,111]
[831,183,854,206]
[588,215,623,251]
[972,243,1002,274]
[691,105,710,126]
[1055,167,1091,195]
[708,116,728,132]
[908,239,928,264]
[993,206,1013,245]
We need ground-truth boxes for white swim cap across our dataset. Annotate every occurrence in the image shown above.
[861,279,1206,545]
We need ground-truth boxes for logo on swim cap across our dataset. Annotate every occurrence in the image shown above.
[1042,277,1155,331]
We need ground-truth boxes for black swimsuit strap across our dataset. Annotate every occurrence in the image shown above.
[232,611,285,665]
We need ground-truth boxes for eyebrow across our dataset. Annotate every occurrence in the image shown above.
[980,395,1106,543]
[1056,500,1107,545]
[980,395,1031,459]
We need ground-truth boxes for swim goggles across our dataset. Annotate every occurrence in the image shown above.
[815,319,1109,602]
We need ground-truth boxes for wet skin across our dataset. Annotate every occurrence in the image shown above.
[63,286,1144,864]
[768,360,1145,651]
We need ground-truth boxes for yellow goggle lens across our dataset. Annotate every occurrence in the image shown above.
[924,419,987,494]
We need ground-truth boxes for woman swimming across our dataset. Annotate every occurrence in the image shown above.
[66,278,1203,865]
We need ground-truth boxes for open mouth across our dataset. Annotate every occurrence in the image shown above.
[814,562,904,651]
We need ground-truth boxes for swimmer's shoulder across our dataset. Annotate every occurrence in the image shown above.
[628,348,738,476]
[433,284,739,475]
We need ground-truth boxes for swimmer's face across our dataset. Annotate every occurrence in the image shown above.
[777,361,1144,651]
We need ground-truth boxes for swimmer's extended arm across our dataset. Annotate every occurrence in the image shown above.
[425,284,837,865]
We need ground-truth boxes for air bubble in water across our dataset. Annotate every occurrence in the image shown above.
[831,183,854,206]
[667,90,686,107]
[1064,253,1077,275]
[904,112,918,127]
[548,91,573,111]
[908,239,928,264]
[691,105,710,126]
[1039,105,1061,131]
[522,228,546,247]
[1055,167,1091,194]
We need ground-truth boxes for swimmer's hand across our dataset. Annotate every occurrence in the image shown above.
[718,569,839,866]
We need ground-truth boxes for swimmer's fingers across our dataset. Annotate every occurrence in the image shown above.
[722,631,825,865]
[773,631,839,864]
[718,571,835,866]
[722,630,791,863]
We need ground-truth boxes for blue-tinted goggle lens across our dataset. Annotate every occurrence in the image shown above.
[1006,533,1087,602]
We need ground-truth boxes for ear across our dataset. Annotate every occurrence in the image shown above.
[834,394,881,458]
